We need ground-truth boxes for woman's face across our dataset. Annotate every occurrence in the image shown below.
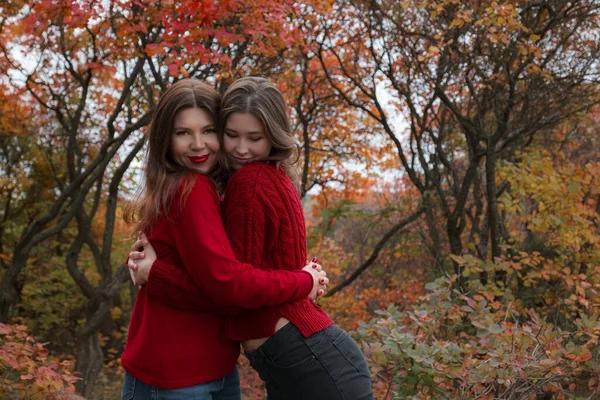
[223,112,272,169]
[170,107,219,174]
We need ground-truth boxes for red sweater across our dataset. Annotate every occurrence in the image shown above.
[121,174,313,388]
[222,163,333,340]
[145,163,332,341]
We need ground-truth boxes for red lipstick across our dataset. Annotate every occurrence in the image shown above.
[189,155,210,164]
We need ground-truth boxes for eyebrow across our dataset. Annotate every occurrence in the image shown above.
[225,128,264,135]
[174,124,216,130]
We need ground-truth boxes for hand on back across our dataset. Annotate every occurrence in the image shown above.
[127,233,157,286]
[127,236,329,299]
[302,257,328,302]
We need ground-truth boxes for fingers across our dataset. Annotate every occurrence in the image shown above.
[301,263,328,299]
[307,263,326,277]
[312,287,326,304]
[127,258,138,271]
[318,276,328,297]
[315,268,326,279]
[129,269,137,286]
[311,256,318,263]
[130,240,141,251]
[131,237,148,252]
[129,251,145,261]
[134,271,148,286]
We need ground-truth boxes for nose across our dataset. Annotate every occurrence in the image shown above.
[236,139,249,156]
[190,134,205,151]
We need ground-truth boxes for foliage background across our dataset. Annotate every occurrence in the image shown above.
[0,0,599,399]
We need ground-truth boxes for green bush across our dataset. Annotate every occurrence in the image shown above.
[357,277,600,399]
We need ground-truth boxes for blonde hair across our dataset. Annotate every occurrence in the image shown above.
[218,77,300,191]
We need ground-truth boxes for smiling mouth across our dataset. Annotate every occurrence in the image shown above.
[189,155,210,164]
[234,157,252,163]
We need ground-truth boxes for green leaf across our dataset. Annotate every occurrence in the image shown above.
[488,324,504,334]
[567,183,579,194]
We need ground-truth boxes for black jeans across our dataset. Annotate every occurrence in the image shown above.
[245,324,374,400]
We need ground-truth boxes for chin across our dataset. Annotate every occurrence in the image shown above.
[189,164,212,175]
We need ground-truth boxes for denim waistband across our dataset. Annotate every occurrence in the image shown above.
[253,322,300,356]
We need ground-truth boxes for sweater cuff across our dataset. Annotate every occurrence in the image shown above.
[295,269,314,299]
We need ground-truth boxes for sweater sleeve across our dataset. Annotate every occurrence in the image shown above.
[167,175,313,308]
[144,259,242,314]
[128,228,240,314]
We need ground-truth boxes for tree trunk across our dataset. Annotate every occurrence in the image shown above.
[75,329,104,398]
[447,216,464,288]
[74,297,111,397]
[485,141,503,283]
[477,216,490,286]
[0,254,26,322]
[424,206,443,275]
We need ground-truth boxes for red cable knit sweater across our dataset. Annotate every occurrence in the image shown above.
[144,163,333,339]
[222,162,333,340]
[120,174,313,388]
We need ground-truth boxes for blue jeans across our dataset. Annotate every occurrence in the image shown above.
[121,368,241,400]
[246,324,373,400]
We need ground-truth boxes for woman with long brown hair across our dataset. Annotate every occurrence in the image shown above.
[128,77,373,399]
[120,78,327,400]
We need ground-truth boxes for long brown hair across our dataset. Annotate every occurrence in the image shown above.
[218,77,300,191]
[124,79,221,234]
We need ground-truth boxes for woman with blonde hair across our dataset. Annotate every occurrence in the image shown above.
[129,77,373,399]
[121,78,327,400]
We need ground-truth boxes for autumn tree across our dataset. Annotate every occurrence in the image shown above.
[0,84,34,278]
[0,0,363,395]
[283,53,391,200]
[314,0,600,285]
[0,1,157,394]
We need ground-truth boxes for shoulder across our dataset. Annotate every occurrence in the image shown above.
[225,163,300,208]
[174,173,216,197]
[227,163,280,192]
[190,173,218,193]
[231,162,275,180]
[172,173,219,216]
